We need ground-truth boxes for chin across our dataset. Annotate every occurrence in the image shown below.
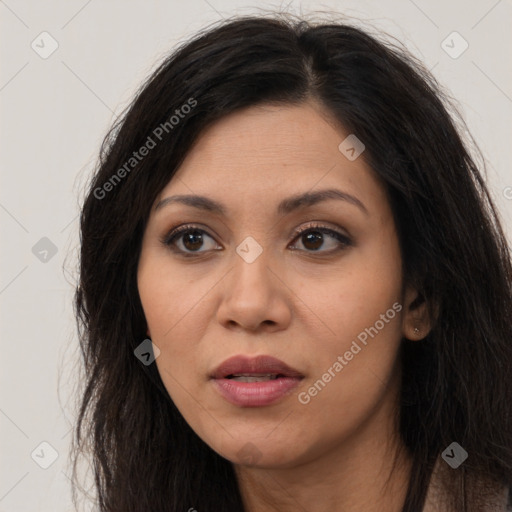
[207,434,307,469]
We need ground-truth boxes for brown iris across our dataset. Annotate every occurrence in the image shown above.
[302,231,323,251]
[182,230,204,251]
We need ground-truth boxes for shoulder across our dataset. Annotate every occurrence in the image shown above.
[423,457,510,511]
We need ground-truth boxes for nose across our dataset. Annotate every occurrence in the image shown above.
[216,247,292,332]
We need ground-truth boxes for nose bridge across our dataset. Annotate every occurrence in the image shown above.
[216,234,290,330]
[231,234,273,297]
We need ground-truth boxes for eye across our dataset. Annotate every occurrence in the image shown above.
[289,223,352,253]
[161,224,221,256]
[161,222,352,257]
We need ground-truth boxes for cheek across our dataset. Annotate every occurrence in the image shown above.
[294,235,404,398]
[298,245,402,352]
[338,227,402,321]
[137,254,214,407]
[138,250,206,339]
[292,283,403,453]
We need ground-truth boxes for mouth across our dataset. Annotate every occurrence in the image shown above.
[225,373,285,382]
[210,355,304,407]
[211,354,304,380]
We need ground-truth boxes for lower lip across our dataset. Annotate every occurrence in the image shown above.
[211,377,303,407]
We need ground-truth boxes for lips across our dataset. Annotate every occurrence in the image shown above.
[211,355,304,380]
[210,355,304,407]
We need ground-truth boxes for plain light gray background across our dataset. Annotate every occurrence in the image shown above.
[1,0,511,510]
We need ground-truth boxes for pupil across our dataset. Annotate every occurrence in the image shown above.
[183,231,203,251]
[304,232,323,250]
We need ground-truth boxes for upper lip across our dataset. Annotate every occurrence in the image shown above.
[211,355,304,379]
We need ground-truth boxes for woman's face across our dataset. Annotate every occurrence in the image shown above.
[137,101,419,468]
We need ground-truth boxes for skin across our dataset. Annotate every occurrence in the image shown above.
[137,100,430,511]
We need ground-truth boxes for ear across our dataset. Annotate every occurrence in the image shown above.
[401,286,432,341]
[146,327,152,339]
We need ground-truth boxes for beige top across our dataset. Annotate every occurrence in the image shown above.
[422,457,510,511]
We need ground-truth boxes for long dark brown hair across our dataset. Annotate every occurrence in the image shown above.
[71,13,512,511]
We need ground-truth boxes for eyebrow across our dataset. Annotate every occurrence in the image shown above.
[154,188,368,216]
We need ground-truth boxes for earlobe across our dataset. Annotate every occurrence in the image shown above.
[402,286,432,341]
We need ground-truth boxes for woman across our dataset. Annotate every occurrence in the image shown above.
[72,13,512,511]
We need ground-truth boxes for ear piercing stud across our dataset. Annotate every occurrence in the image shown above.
[414,327,420,334]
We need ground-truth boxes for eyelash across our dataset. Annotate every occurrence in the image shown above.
[160,222,352,258]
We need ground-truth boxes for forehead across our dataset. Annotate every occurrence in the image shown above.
[154,101,386,216]
[176,101,347,177]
